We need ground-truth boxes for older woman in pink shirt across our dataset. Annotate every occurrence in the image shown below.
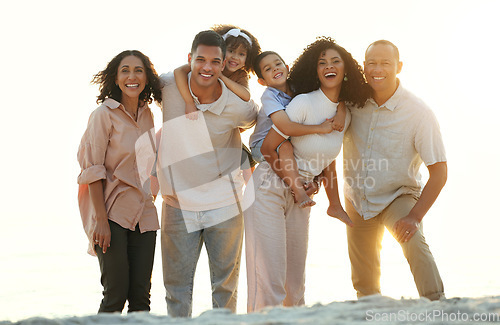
[77,50,162,313]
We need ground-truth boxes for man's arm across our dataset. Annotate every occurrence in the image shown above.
[394,161,447,243]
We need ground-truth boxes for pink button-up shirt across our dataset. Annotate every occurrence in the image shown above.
[77,98,159,255]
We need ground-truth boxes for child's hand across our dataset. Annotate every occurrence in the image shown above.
[331,116,345,132]
[185,103,199,120]
[303,180,318,196]
[332,101,347,132]
[318,118,335,134]
[327,205,354,227]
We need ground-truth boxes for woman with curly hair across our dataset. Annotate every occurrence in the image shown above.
[244,37,369,312]
[77,50,162,313]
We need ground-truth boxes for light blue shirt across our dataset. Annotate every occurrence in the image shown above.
[249,87,292,148]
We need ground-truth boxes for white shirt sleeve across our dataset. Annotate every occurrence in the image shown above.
[284,94,309,124]
[415,108,447,166]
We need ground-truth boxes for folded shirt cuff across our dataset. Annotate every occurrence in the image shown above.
[77,165,106,184]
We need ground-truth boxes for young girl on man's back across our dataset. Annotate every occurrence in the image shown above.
[174,24,261,181]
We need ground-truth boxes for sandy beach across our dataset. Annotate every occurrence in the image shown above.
[4,295,500,324]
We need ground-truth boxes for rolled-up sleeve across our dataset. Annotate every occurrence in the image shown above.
[77,107,111,184]
[237,99,258,130]
[415,109,447,166]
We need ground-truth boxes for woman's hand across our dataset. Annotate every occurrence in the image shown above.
[93,217,111,253]
[88,180,111,253]
[327,205,354,227]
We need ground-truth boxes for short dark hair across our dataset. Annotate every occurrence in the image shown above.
[365,40,400,62]
[191,30,227,60]
[253,51,287,79]
[91,50,162,104]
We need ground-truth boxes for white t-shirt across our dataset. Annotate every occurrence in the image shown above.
[273,88,350,180]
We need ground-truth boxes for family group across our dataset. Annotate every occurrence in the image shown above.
[77,24,447,317]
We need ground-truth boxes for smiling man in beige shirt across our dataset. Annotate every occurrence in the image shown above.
[343,40,447,301]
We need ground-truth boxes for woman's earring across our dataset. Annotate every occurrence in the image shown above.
[344,74,348,81]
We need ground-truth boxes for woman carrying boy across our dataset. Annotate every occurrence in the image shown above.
[244,37,370,312]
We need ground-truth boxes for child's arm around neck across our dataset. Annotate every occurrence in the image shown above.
[220,69,251,102]
[174,64,198,118]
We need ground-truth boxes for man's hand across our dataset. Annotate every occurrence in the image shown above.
[393,213,420,243]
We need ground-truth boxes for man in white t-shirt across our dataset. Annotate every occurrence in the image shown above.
[343,40,447,301]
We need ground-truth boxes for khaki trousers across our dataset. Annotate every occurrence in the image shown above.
[244,162,311,312]
[346,194,444,301]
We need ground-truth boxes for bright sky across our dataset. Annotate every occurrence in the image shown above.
[1,0,499,319]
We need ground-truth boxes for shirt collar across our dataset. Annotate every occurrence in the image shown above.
[188,73,227,115]
[267,86,292,101]
[103,98,121,109]
[368,79,403,111]
[102,98,148,112]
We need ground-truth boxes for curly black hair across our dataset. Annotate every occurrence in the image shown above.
[211,24,261,74]
[92,50,162,105]
[289,37,370,107]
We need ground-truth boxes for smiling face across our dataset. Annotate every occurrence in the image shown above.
[189,44,225,89]
[115,55,147,101]
[364,43,402,101]
[317,48,345,92]
[225,44,247,73]
[258,54,289,91]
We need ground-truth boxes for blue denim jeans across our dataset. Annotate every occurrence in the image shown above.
[250,139,265,163]
[160,202,243,317]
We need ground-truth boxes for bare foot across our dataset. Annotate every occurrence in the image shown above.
[294,189,316,208]
[299,197,316,208]
[327,205,354,227]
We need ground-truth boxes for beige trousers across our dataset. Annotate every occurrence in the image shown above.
[244,162,311,312]
[346,194,444,301]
